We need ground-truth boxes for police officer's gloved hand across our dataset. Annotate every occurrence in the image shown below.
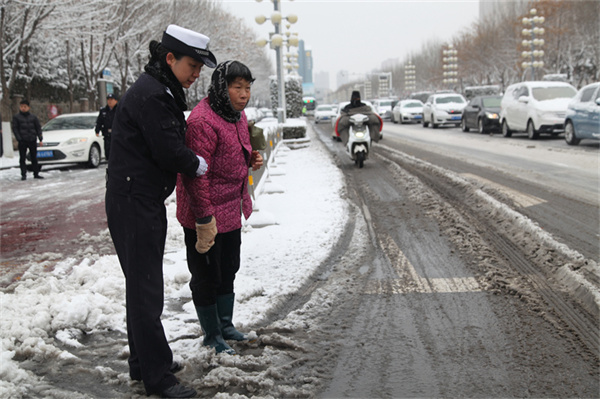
[195,216,217,254]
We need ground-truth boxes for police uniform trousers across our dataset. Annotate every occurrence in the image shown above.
[105,189,177,394]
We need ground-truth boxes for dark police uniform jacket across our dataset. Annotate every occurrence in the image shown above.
[95,104,118,137]
[106,73,198,201]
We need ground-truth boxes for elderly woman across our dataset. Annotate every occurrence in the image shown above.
[177,60,263,355]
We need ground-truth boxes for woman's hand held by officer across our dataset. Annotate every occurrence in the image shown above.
[250,150,263,171]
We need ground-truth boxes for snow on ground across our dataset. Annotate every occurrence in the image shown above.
[0,119,349,397]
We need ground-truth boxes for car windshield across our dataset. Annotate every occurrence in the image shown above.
[403,102,422,108]
[531,86,577,101]
[317,106,333,111]
[378,101,392,107]
[482,97,501,107]
[436,96,465,104]
[43,115,96,131]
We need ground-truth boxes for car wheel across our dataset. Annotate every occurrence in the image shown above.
[431,114,438,129]
[478,118,486,134]
[422,116,429,128]
[87,144,101,168]
[564,120,580,145]
[461,117,469,132]
[527,120,539,140]
[501,120,512,137]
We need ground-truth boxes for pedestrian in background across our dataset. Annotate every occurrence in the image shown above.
[12,100,43,180]
[105,24,217,399]
[176,60,263,355]
[95,93,118,161]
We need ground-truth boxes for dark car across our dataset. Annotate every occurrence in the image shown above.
[461,95,502,134]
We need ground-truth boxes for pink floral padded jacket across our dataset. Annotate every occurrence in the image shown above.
[176,97,253,233]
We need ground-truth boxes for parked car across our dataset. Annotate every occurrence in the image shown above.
[314,104,336,124]
[373,99,394,120]
[33,112,104,168]
[409,91,433,104]
[564,82,600,145]
[460,95,502,134]
[422,93,467,128]
[499,81,577,139]
[391,99,423,124]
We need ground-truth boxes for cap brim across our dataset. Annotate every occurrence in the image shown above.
[197,51,217,68]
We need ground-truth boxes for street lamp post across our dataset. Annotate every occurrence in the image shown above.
[255,0,298,123]
[442,44,458,89]
[521,8,545,81]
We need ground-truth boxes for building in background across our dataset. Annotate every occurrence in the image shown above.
[297,40,314,95]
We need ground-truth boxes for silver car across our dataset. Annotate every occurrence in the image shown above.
[564,82,600,145]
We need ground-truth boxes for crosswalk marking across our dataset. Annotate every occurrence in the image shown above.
[367,233,485,295]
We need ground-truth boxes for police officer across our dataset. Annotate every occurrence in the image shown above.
[105,25,217,398]
[95,93,118,160]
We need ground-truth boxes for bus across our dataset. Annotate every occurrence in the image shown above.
[303,96,317,116]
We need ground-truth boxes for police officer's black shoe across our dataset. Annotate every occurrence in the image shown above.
[21,176,26,181]
[34,175,44,179]
[130,361,183,381]
[161,383,196,398]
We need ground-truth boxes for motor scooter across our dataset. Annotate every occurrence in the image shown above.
[346,113,371,168]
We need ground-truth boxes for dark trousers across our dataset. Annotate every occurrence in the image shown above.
[105,190,177,395]
[18,141,39,177]
[103,135,111,161]
[184,227,241,307]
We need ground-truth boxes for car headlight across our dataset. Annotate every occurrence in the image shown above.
[64,137,89,146]
[485,112,499,119]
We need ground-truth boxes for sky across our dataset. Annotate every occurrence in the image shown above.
[222,0,481,88]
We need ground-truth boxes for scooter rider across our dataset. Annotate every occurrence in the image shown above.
[336,90,382,145]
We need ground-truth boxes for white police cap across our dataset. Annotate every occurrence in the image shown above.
[162,24,217,68]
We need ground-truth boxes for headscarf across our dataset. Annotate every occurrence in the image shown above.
[208,61,241,124]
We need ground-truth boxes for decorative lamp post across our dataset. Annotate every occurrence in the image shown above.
[255,0,298,123]
[404,62,416,94]
[521,8,545,81]
[442,44,458,88]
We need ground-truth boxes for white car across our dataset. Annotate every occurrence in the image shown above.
[392,99,424,124]
[314,104,336,124]
[373,99,394,120]
[500,81,577,139]
[422,93,467,128]
[373,98,395,120]
[35,112,104,168]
